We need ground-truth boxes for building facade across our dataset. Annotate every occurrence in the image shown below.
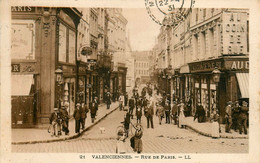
[11,7,128,128]
[154,8,249,123]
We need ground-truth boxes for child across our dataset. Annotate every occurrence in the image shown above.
[49,108,62,137]
[136,105,142,124]
[116,129,127,154]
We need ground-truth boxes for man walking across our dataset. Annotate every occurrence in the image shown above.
[90,100,98,123]
[171,101,178,125]
[129,96,135,119]
[145,100,154,129]
[164,100,171,124]
[73,103,81,134]
[239,101,249,135]
[106,92,112,109]
[80,103,89,130]
[60,106,69,135]
[225,101,233,133]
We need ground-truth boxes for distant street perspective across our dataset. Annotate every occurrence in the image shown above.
[11,7,249,153]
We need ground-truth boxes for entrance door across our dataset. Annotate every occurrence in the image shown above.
[12,96,35,128]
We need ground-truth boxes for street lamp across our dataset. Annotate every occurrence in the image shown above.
[55,66,63,108]
[212,67,221,114]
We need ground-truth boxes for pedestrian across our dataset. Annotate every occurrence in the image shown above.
[123,111,131,137]
[232,101,240,132]
[133,124,143,154]
[155,102,164,125]
[211,109,220,138]
[178,100,186,128]
[171,101,178,125]
[80,103,89,130]
[124,93,128,106]
[90,100,98,123]
[49,108,62,137]
[145,100,154,129]
[73,103,81,134]
[129,96,135,119]
[194,103,206,123]
[238,101,249,135]
[225,101,233,133]
[119,93,125,111]
[136,105,142,124]
[116,128,127,154]
[60,106,70,135]
[164,100,171,124]
[93,96,99,111]
[106,92,112,109]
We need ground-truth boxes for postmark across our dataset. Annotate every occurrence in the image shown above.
[145,0,195,26]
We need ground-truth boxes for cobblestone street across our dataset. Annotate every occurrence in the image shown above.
[12,106,248,153]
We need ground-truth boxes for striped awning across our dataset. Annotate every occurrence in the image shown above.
[236,73,249,98]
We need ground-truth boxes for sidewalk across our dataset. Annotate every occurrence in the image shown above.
[12,102,119,144]
[184,117,248,139]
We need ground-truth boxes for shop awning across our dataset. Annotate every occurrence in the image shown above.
[11,75,34,96]
[236,73,249,98]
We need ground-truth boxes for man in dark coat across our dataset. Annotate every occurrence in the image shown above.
[164,100,171,124]
[171,101,178,125]
[124,93,128,106]
[106,92,112,109]
[232,101,240,132]
[80,103,89,130]
[194,103,206,123]
[225,101,233,133]
[124,111,131,137]
[136,105,142,124]
[90,100,98,123]
[60,106,69,135]
[145,100,154,129]
[129,96,135,119]
[239,101,249,135]
[73,103,81,134]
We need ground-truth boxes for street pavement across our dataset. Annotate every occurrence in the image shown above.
[12,102,119,144]
[12,105,248,153]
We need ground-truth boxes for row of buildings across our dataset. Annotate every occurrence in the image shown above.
[152,8,249,123]
[11,7,129,127]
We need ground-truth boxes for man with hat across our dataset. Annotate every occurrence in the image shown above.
[49,108,62,137]
[225,101,233,133]
[80,103,89,130]
[145,100,154,129]
[232,101,241,132]
[128,95,135,119]
[73,103,81,134]
[106,91,112,109]
[164,100,171,124]
[238,101,249,135]
[60,105,70,135]
[171,101,178,125]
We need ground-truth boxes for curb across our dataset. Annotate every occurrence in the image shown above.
[185,125,248,139]
[12,106,119,145]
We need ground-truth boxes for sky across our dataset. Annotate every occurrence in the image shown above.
[122,8,161,52]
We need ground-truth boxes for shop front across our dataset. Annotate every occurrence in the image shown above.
[188,57,249,123]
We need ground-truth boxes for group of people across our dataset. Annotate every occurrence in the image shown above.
[225,100,249,135]
[49,98,99,136]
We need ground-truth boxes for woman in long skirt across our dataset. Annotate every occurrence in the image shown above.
[178,102,186,128]
[211,110,220,138]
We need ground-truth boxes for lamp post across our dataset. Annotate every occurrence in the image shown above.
[55,66,63,109]
[212,67,221,114]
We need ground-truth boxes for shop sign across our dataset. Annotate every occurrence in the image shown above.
[229,61,249,70]
[189,60,222,73]
[11,6,35,12]
[12,64,20,72]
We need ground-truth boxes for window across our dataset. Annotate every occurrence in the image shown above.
[59,23,76,64]
[11,19,35,60]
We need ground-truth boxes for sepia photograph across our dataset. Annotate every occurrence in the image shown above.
[1,0,260,162]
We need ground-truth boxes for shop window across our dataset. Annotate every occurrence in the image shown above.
[58,23,76,64]
[11,19,35,60]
